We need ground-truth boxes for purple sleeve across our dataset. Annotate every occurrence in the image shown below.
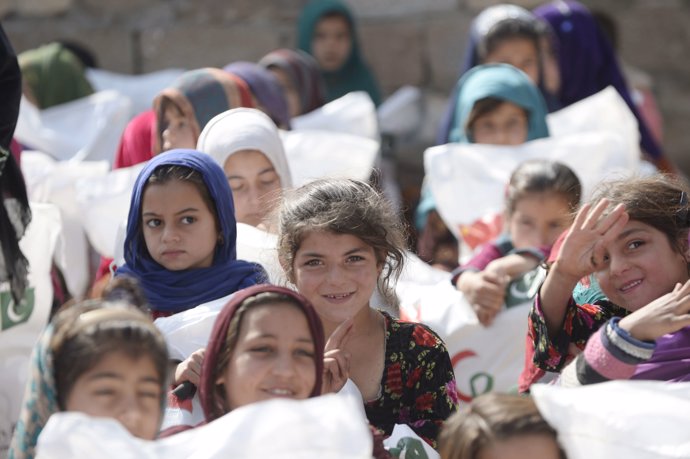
[461,243,503,272]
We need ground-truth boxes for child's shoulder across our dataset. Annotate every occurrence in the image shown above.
[380,310,447,352]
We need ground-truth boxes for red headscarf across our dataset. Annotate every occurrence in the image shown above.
[199,284,325,422]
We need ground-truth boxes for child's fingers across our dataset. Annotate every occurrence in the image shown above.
[325,318,354,353]
[580,199,610,229]
[597,204,629,239]
[570,202,593,230]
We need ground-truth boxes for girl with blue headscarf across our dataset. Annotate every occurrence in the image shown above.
[417,64,550,270]
[115,149,266,317]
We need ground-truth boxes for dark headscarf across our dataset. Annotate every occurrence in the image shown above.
[297,0,381,106]
[200,284,325,422]
[534,0,664,161]
[258,48,327,115]
[18,42,94,109]
[0,24,31,305]
[115,149,267,314]
[152,68,254,155]
[224,61,291,129]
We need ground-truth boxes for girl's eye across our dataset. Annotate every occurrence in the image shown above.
[250,346,274,355]
[93,389,116,397]
[347,255,365,263]
[138,390,160,400]
[145,219,161,228]
[181,216,195,224]
[304,259,322,267]
[628,240,643,250]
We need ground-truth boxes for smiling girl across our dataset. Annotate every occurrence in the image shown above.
[114,149,266,317]
[527,175,690,388]
[278,178,459,447]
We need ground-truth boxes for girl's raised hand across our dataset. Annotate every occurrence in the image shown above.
[619,280,690,342]
[553,199,628,282]
[322,318,353,393]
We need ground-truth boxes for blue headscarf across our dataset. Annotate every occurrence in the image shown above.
[449,63,549,143]
[417,64,549,230]
[115,149,267,313]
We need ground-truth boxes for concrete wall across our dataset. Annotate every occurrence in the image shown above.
[3,0,690,172]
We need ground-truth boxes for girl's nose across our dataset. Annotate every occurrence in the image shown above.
[162,226,180,243]
[271,353,297,377]
[117,396,143,438]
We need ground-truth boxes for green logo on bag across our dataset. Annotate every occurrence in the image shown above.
[504,266,546,308]
[0,288,35,331]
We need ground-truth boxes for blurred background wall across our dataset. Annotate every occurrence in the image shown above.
[3,0,689,173]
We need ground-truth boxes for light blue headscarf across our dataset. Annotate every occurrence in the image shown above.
[448,63,549,143]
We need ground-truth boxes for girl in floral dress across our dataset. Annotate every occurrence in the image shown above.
[277,178,459,447]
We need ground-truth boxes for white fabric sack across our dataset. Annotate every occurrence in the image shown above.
[74,162,145,258]
[235,223,285,285]
[377,85,423,137]
[532,381,690,459]
[547,86,641,158]
[281,129,379,186]
[397,257,533,399]
[86,67,185,116]
[291,91,379,141]
[0,203,61,459]
[20,151,110,298]
[15,90,132,165]
[37,394,373,459]
[425,129,639,243]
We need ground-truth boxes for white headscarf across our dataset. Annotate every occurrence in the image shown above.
[196,107,293,188]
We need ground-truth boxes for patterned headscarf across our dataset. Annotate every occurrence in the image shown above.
[258,48,327,115]
[152,68,254,154]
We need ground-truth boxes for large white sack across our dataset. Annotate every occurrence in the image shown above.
[397,254,540,401]
[532,381,690,459]
[15,90,132,164]
[37,394,373,459]
[0,203,61,459]
[291,91,379,141]
[425,129,639,243]
[281,129,379,186]
[74,162,145,258]
[377,85,423,138]
[21,152,110,298]
[86,67,185,116]
[547,86,641,158]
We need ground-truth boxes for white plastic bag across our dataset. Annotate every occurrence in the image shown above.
[532,381,690,459]
[0,203,61,459]
[292,91,379,141]
[37,395,373,459]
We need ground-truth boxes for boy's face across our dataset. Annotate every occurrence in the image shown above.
[312,15,352,72]
[161,103,196,152]
[484,37,540,85]
[471,101,528,146]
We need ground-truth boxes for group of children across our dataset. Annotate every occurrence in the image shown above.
[4,0,690,458]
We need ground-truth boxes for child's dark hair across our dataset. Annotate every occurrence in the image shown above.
[505,160,582,216]
[478,18,542,63]
[51,301,169,410]
[592,174,690,256]
[143,164,219,232]
[277,178,407,304]
[466,97,529,139]
[438,393,566,459]
[101,275,149,312]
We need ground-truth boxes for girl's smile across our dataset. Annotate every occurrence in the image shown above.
[292,231,381,326]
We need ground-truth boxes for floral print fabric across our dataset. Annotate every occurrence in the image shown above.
[364,311,459,448]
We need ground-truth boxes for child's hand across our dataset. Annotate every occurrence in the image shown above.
[485,254,540,280]
[552,199,628,282]
[322,318,353,394]
[619,280,690,342]
[457,270,509,326]
[174,348,206,386]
